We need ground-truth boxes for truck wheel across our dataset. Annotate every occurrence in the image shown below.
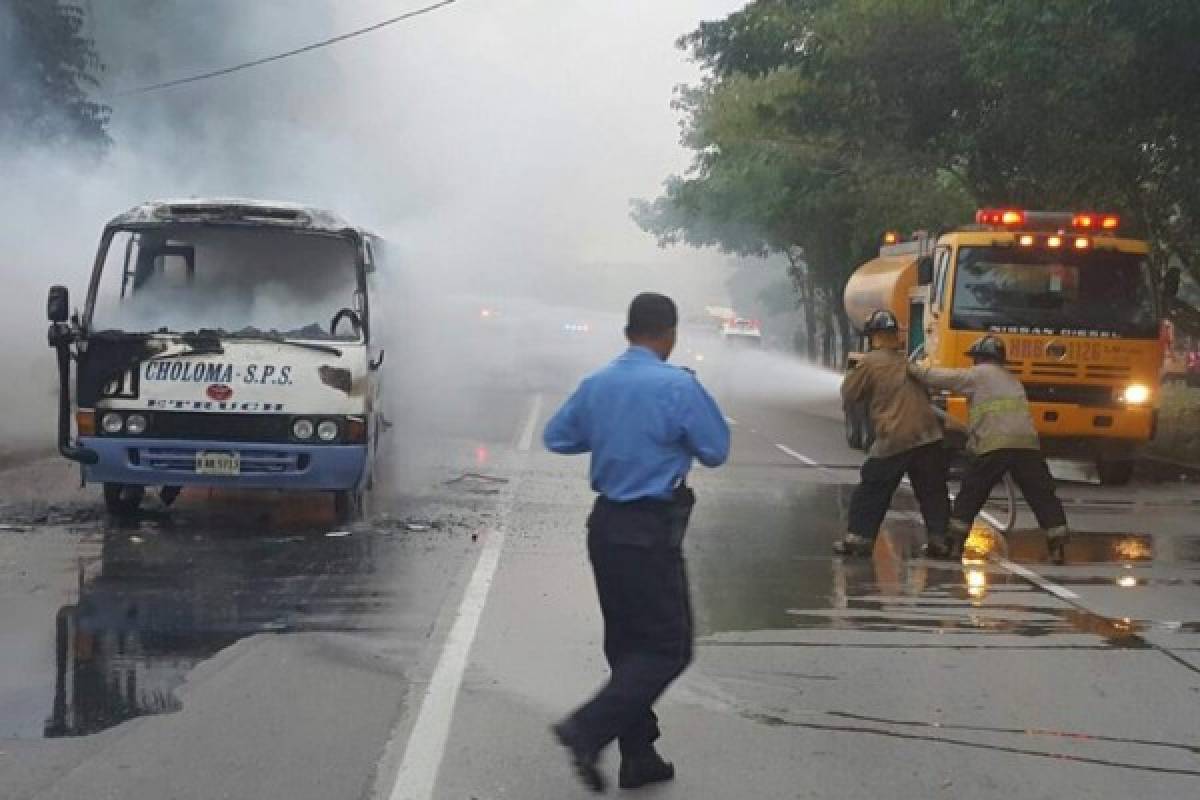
[103,483,145,516]
[1096,459,1135,486]
[844,408,864,450]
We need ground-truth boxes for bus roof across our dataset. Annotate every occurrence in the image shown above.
[105,198,378,239]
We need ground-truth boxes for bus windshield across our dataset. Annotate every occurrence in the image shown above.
[951,246,1158,338]
[89,225,362,341]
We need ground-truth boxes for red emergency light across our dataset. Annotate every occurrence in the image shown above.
[975,209,1026,226]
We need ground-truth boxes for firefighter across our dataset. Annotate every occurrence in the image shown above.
[909,335,1069,560]
[837,309,949,557]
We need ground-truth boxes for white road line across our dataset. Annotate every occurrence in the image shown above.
[516,393,544,452]
[774,443,820,467]
[993,556,1080,601]
[387,525,507,800]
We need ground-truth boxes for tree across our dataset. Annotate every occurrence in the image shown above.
[638,0,1200,364]
[637,0,972,364]
[0,0,109,150]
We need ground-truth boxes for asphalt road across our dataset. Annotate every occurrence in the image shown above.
[2,345,1199,800]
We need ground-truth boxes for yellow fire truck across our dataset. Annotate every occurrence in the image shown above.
[843,210,1177,485]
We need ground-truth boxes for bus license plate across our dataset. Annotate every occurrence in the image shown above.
[196,451,241,475]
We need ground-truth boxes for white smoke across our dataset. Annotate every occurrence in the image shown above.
[0,0,756,458]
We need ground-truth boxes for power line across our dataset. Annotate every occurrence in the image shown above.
[113,0,459,97]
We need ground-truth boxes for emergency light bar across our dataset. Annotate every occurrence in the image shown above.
[975,209,1120,233]
[1015,233,1093,250]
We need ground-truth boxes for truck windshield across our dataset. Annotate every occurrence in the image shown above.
[951,246,1158,338]
[89,226,362,341]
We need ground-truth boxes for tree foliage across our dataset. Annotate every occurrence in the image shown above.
[638,0,1200,361]
[0,0,109,150]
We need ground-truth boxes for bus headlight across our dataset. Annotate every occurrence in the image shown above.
[125,414,149,435]
[1122,384,1151,405]
[101,412,124,434]
[316,420,339,442]
[292,418,315,440]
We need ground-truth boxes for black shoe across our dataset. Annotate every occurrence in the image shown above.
[619,751,675,790]
[552,722,607,793]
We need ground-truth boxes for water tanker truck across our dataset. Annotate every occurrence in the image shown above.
[842,210,1179,486]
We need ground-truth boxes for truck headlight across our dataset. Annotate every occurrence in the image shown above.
[125,414,149,435]
[1122,384,1151,405]
[101,412,124,434]
[316,420,339,442]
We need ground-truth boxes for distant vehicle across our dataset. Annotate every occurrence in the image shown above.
[1186,351,1200,387]
[1159,321,1200,387]
[720,318,763,347]
[45,199,389,519]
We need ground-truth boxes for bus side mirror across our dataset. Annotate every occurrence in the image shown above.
[916,256,934,286]
[1164,267,1181,300]
[47,286,69,323]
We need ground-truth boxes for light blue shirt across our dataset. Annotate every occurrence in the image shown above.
[543,346,731,501]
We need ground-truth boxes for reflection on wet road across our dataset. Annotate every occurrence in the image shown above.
[45,523,398,737]
[689,478,1200,648]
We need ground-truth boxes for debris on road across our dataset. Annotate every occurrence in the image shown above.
[445,473,509,494]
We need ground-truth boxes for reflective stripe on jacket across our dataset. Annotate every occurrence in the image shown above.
[908,362,1040,454]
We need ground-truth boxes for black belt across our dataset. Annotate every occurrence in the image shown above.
[594,485,696,548]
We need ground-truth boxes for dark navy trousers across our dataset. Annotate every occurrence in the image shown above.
[564,490,695,757]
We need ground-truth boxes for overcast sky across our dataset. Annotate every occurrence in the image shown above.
[86,0,754,304]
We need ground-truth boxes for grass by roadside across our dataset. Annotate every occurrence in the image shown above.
[1147,383,1200,467]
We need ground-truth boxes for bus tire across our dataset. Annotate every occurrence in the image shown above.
[1096,459,1135,486]
[334,489,364,523]
[103,483,145,516]
[844,407,864,450]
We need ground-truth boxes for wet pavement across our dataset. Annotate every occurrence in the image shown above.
[3,373,1200,798]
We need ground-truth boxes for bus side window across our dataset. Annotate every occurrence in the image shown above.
[932,247,951,311]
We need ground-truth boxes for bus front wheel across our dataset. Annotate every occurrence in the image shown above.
[844,407,864,450]
[103,483,145,516]
[333,489,365,523]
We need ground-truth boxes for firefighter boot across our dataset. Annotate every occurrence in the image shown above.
[923,534,956,559]
[940,519,971,560]
[832,533,873,557]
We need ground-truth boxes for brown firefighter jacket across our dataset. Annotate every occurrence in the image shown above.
[841,347,943,459]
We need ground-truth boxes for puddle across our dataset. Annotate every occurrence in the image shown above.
[31,525,406,739]
[1004,530,1154,564]
[688,483,1185,646]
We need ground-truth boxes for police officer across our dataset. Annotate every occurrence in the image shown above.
[544,292,730,793]
[838,309,949,556]
[909,335,1069,559]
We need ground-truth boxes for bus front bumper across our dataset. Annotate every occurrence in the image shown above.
[80,437,367,490]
